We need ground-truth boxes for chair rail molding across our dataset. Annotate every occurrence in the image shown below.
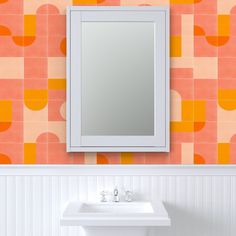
[0,165,235,176]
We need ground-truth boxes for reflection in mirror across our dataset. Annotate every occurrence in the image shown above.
[81,22,155,136]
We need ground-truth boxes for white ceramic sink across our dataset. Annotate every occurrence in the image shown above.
[61,201,170,227]
[79,201,154,214]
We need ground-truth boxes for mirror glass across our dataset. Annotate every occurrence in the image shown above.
[81,22,155,136]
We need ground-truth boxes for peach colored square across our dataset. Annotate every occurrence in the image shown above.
[194,143,217,164]
[230,143,236,164]
[219,58,236,79]
[48,15,66,36]
[24,58,48,79]
[171,68,193,79]
[145,152,170,164]
[0,80,23,100]
[194,122,217,143]
[120,0,145,6]
[181,143,194,164]
[171,78,194,100]
[194,37,217,57]
[73,153,84,164]
[171,15,181,36]
[12,100,23,121]
[218,78,236,89]
[171,57,193,69]
[181,15,193,36]
[194,57,217,79]
[48,100,65,121]
[24,122,48,143]
[48,143,74,164]
[182,36,193,57]
[204,100,217,122]
[0,58,24,79]
[24,105,48,122]
[24,37,47,58]
[36,14,48,36]
[169,143,182,164]
[48,121,66,143]
[84,153,97,164]
[194,0,217,14]
[145,0,169,6]
[0,37,23,57]
[132,153,146,164]
[217,0,236,14]
[218,105,236,122]
[218,122,236,143]
[0,143,23,164]
[0,122,23,143]
[24,0,48,14]
[0,0,23,14]
[0,15,23,35]
[170,3,193,15]
[194,79,217,100]
[47,0,72,15]
[171,127,194,143]
[48,89,66,100]
[218,37,236,58]
[230,15,236,36]
[36,143,48,164]
[48,57,66,78]
[24,79,48,89]
[194,15,217,35]
[170,97,182,121]
[48,36,65,57]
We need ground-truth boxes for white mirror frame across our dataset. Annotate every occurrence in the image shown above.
[67,6,169,152]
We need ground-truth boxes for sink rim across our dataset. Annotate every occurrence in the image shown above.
[77,201,155,214]
[61,201,171,227]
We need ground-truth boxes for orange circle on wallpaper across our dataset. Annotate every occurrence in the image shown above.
[0,154,11,164]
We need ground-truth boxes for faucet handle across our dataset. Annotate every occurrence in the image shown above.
[100,191,108,202]
[125,190,133,202]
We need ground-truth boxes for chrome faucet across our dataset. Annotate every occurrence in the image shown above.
[125,190,133,202]
[113,187,119,202]
[100,191,108,202]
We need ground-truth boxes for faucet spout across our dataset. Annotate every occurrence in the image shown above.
[113,187,119,202]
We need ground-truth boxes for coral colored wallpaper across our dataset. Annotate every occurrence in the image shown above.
[0,0,236,165]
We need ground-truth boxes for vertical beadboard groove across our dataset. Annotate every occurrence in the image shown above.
[60,176,69,236]
[15,176,24,236]
[0,172,235,236]
[231,176,236,235]
[6,176,16,236]
[0,176,6,236]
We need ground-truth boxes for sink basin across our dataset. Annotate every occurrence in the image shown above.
[61,201,170,227]
[79,202,154,214]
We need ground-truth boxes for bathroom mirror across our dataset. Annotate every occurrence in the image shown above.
[67,7,169,152]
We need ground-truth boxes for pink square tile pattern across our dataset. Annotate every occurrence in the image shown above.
[0,0,236,165]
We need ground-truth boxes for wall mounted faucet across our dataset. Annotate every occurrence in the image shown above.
[125,190,133,202]
[100,188,133,202]
[113,187,119,202]
[100,191,108,202]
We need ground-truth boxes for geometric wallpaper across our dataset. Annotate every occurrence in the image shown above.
[0,0,236,164]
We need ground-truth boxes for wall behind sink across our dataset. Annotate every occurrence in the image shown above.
[0,165,236,236]
[0,0,236,164]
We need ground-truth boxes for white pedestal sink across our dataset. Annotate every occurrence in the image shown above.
[61,201,171,236]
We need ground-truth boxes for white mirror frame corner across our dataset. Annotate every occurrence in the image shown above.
[66,6,170,152]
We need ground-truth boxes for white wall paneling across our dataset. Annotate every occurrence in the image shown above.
[0,165,235,236]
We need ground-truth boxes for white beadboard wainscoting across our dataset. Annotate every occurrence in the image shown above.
[0,165,236,236]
